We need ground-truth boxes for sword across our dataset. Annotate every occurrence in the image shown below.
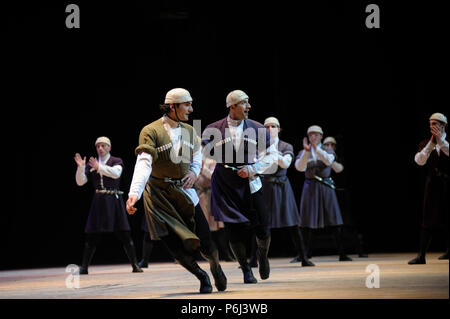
[223,164,262,177]
[313,175,336,189]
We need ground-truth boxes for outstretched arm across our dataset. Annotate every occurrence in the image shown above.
[126,152,152,214]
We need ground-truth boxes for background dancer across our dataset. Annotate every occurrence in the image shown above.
[194,154,235,261]
[251,117,314,267]
[322,136,368,258]
[409,112,449,264]
[74,137,143,274]
[295,126,352,261]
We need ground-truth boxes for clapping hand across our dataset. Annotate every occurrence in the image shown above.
[303,137,311,152]
[88,157,99,171]
[74,153,86,167]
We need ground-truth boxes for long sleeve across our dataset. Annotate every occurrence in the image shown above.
[331,161,344,173]
[277,153,293,169]
[414,140,436,166]
[97,163,123,179]
[314,146,335,166]
[75,165,88,186]
[247,142,279,176]
[437,134,449,156]
[128,152,152,200]
[295,150,310,172]
[190,145,203,177]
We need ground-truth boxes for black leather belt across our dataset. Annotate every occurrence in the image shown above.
[150,175,184,186]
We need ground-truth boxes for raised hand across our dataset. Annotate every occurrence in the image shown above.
[430,124,443,141]
[74,153,86,167]
[303,137,311,152]
[89,157,99,171]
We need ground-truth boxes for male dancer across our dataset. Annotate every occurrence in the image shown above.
[126,88,226,293]
[202,90,277,283]
[74,137,143,274]
[323,136,368,258]
[259,117,314,267]
[409,112,449,264]
[295,126,352,261]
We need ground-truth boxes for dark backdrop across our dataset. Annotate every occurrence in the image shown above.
[2,0,445,270]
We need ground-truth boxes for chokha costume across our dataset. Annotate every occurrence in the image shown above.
[128,88,226,293]
[409,112,449,264]
[260,117,314,267]
[295,126,352,261]
[202,90,278,283]
[75,137,142,274]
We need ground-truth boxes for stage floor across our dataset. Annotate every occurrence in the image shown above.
[0,253,448,299]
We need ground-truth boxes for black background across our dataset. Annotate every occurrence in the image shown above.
[2,0,446,270]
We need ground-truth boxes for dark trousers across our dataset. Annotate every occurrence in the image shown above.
[225,189,270,244]
[85,231,134,248]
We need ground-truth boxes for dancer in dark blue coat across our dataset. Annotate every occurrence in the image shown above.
[202,90,277,283]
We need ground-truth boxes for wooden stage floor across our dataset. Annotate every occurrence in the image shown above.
[0,253,448,299]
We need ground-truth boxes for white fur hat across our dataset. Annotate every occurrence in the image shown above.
[164,88,193,104]
[430,112,447,124]
[226,90,249,107]
[264,117,280,127]
[95,136,111,146]
[307,125,323,135]
[323,136,337,145]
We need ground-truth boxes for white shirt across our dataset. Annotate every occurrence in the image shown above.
[295,144,335,172]
[128,116,202,205]
[226,116,278,193]
[415,132,449,166]
[272,137,293,169]
[227,115,245,150]
[75,153,123,186]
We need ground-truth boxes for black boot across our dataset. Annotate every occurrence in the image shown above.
[230,241,257,283]
[201,249,227,291]
[290,227,315,267]
[249,234,258,268]
[256,236,271,280]
[357,233,368,257]
[123,241,144,273]
[177,254,213,294]
[138,236,153,268]
[79,244,96,275]
[409,228,432,264]
[334,227,352,261]
[214,229,235,261]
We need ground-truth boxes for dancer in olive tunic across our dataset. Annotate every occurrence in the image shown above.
[126,88,226,293]
[74,137,143,274]
[409,112,449,264]
[295,125,352,261]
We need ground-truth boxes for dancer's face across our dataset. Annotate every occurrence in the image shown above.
[171,102,193,121]
[230,99,251,120]
[265,124,280,139]
[323,143,336,152]
[96,142,111,158]
[308,132,322,146]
